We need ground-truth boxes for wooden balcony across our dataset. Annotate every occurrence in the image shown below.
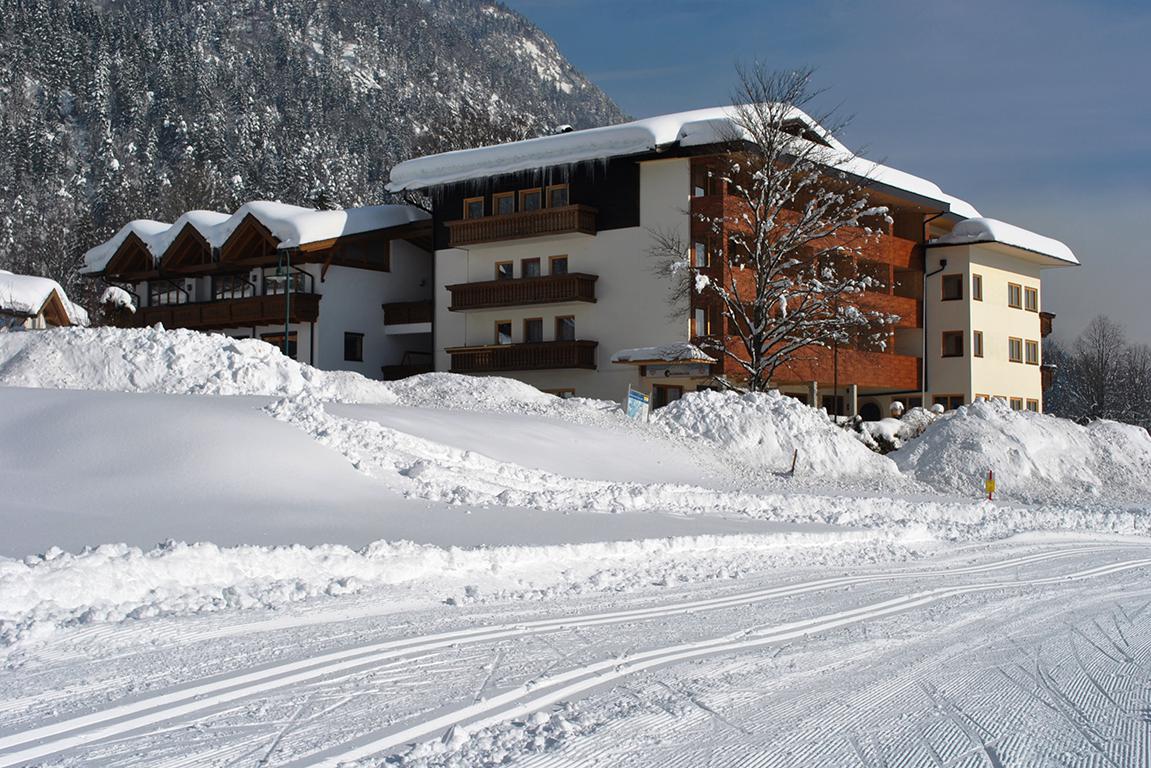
[773,347,921,390]
[857,292,921,329]
[447,340,598,373]
[1040,311,1055,338]
[447,273,598,311]
[382,301,433,325]
[130,293,320,330]
[446,205,597,247]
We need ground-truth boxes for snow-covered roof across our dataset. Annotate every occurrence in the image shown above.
[148,210,231,256]
[927,217,1078,266]
[611,342,717,364]
[82,203,431,275]
[80,219,171,275]
[0,270,89,325]
[386,105,981,218]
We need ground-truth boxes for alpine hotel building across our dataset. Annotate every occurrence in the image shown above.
[87,106,1078,416]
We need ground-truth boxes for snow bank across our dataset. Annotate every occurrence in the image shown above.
[858,407,941,452]
[894,399,1151,502]
[653,390,897,477]
[0,325,395,402]
[0,527,928,646]
[928,217,1078,265]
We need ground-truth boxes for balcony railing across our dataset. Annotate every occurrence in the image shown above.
[447,273,598,311]
[129,293,321,330]
[772,347,921,390]
[383,301,433,325]
[446,205,597,247]
[447,340,598,373]
[1040,311,1055,338]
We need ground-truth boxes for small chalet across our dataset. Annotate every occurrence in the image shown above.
[0,270,89,330]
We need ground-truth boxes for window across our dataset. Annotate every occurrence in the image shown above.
[523,317,543,343]
[933,394,964,411]
[690,166,717,197]
[521,258,541,278]
[692,240,711,268]
[941,331,964,358]
[494,192,515,216]
[546,184,569,207]
[652,385,684,409]
[1025,339,1040,365]
[941,274,964,301]
[463,196,485,220]
[149,280,186,306]
[343,332,364,362]
[549,255,568,275]
[1010,397,1024,411]
[972,274,983,301]
[555,315,575,341]
[975,393,990,401]
[973,330,984,358]
[262,332,298,360]
[1009,337,1023,363]
[1026,399,1040,412]
[214,273,255,300]
[1024,286,1039,312]
[520,188,542,212]
[906,397,923,409]
[495,261,514,280]
[1008,283,1023,308]
[495,321,513,345]
[262,267,308,295]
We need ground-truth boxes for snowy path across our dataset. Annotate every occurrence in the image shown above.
[1,540,1148,767]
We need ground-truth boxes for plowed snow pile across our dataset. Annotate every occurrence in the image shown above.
[0,326,396,402]
[894,399,1151,503]
[654,390,897,478]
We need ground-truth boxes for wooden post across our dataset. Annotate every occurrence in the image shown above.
[848,384,859,419]
[808,380,819,409]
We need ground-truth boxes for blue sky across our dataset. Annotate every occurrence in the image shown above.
[505,0,1151,345]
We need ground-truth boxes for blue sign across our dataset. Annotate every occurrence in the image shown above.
[626,388,650,420]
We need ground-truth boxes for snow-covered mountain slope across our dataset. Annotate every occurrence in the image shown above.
[0,0,625,304]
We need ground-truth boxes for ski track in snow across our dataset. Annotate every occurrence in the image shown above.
[0,544,1146,768]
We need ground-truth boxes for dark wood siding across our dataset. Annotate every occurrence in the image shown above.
[430,157,641,250]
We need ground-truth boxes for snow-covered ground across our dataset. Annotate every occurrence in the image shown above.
[1,326,1150,767]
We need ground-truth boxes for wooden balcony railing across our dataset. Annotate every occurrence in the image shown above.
[1040,311,1055,338]
[446,205,597,247]
[773,347,921,390]
[129,293,320,330]
[382,301,433,325]
[447,340,598,373]
[447,273,598,311]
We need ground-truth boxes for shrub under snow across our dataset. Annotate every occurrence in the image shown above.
[894,399,1151,503]
[653,389,897,478]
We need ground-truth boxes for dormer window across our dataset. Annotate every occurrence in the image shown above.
[463,197,485,219]
[494,192,515,216]
[547,185,569,207]
[520,189,542,212]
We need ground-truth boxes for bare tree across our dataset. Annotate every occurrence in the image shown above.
[1070,314,1130,421]
[652,64,897,392]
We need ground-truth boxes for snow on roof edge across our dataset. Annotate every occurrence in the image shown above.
[0,270,89,325]
[612,342,717,364]
[927,217,1078,266]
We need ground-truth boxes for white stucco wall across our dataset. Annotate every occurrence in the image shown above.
[433,158,693,401]
[924,243,1045,408]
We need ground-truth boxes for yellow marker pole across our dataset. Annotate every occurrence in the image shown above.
[985,469,996,501]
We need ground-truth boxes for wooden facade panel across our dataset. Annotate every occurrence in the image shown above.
[447,273,597,311]
[448,340,598,372]
[383,301,434,325]
[129,293,320,331]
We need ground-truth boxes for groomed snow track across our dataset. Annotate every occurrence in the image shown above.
[1,545,1146,767]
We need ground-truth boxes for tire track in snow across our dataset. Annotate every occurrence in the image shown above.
[291,556,1151,768]
[0,545,1133,767]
